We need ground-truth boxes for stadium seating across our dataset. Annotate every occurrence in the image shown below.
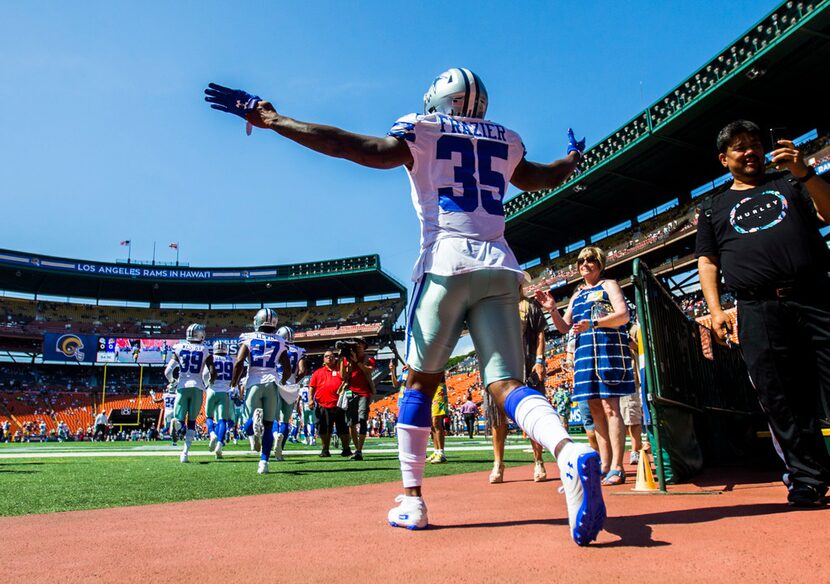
[0,297,402,340]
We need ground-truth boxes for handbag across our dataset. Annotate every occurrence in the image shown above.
[336,385,350,410]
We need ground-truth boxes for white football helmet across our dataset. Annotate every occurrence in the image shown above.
[212,340,229,355]
[423,67,488,119]
[186,323,206,343]
[276,326,295,343]
[254,308,278,331]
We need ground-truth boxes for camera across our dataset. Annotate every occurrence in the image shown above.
[335,339,361,359]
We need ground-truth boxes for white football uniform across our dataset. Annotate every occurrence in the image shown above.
[163,390,176,425]
[171,342,211,389]
[298,384,313,411]
[388,113,527,386]
[211,354,235,393]
[281,344,306,385]
[388,112,526,282]
[238,332,287,386]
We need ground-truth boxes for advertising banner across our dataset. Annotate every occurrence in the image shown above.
[42,333,98,363]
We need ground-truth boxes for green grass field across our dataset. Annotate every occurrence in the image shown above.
[0,436,564,517]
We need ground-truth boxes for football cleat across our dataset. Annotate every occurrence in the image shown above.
[214,444,223,460]
[180,452,189,464]
[388,495,428,530]
[557,443,606,546]
[208,432,218,453]
[534,461,547,482]
[257,460,269,474]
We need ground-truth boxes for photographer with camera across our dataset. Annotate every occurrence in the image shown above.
[309,350,351,458]
[337,337,376,461]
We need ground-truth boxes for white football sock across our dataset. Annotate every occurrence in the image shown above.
[184,429,195,453]
[512,394,571,458]
[397,424,430,488]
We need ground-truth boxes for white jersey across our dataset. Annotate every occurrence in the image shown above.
[239,332,287,386]
[211,354,234,393]
[298,384,313,411]
[280,344,306,385]
[388,113,526,282]
[162,390,176,414]
[172,341,210,389]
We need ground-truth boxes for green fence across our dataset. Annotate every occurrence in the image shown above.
[632,259,762,488]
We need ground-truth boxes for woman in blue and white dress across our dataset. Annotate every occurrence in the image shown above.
[536,246,635,485]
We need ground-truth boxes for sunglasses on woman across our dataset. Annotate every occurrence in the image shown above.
[577,257,598,266]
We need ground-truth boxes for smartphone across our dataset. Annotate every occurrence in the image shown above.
[769,127,789,150]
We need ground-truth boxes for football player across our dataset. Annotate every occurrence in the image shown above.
[205,340,235,459]
[297,377,316,445]
[150,382,179,445]
[271,325,307,461]
[165,323,215,463]
[206,69,606,544]
[232,308,291,474]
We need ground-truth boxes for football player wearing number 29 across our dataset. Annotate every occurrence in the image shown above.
[205,68,607,545]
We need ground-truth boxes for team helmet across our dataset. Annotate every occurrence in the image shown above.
[276,325,295,343]
[423,67,488,119]
[212,340,229,355]
[253,308,278,331]
[186,323,206,343]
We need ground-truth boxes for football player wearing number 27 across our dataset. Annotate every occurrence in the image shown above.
[205,68,607,546]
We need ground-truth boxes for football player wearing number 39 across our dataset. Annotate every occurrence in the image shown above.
[205,68,606,545]
[166,323,215,463]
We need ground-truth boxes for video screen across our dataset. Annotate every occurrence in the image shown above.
[96,337,177,364]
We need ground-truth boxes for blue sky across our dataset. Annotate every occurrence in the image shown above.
[0,0,779,343]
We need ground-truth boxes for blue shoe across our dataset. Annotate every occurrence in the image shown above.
[558,443,606,546]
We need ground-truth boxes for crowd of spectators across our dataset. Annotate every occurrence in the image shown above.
[678,290,737,318]
[525,203,697,296]
[0,297,403,339]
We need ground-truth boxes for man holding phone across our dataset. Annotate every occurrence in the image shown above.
[696,120,830,507]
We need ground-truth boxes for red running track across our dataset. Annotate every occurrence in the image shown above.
[1,463,827,583]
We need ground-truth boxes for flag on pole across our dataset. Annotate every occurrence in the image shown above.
[120,240,131,246]
[169,242,179,250]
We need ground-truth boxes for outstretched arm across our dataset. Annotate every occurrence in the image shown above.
[205,83,412,170]
[510,128,585,192]
[252,103,413,170]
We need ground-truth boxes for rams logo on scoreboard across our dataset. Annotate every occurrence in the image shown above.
[56,334,85,361]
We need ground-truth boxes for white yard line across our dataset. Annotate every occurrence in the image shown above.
[0,439,587,459]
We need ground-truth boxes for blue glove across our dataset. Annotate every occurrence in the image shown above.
[566,128,586,156]
[204,83,261,120]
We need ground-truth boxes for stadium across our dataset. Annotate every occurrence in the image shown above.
[2,1,830,582]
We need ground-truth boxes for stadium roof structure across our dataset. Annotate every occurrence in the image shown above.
[505,0,830,263]
[0,248,406,306]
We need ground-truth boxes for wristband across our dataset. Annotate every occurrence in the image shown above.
[796,166,816,183]
[535,357,545,364]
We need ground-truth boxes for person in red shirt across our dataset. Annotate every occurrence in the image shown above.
[339,338,376,461]
[309,351,351,457]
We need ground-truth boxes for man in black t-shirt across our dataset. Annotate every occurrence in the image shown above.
[696,120,830,507]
